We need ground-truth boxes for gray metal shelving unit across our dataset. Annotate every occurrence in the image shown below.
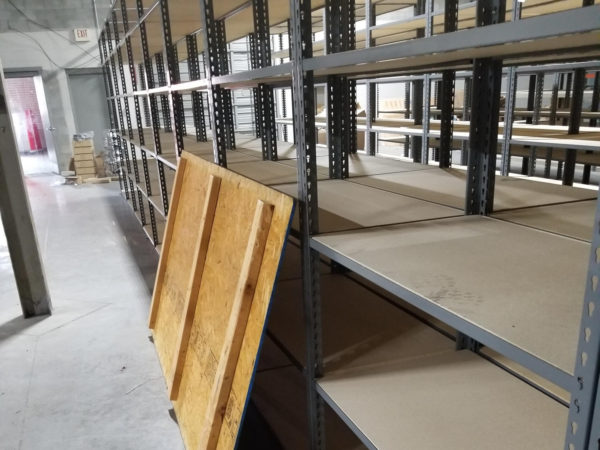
[97,0,600,448]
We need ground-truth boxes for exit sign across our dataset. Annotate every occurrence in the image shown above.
[74,28,90,42]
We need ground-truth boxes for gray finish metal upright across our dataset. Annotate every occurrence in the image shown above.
[500,0,521,177]
[252,0,278,161]
[364,0,377,156]
[465,0,505,215]
[0,61,52,318]
[563,68,586,186]
[199,0,228,167]
[438,0,459,168]
[325,0,356,179]
[186,34,208,143]
[565,189,600,449]
[290,0,324,447]
[420,0,433,165]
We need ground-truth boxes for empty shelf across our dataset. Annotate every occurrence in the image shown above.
[350,168,596,211]
[278,153,434,177]
[318,350,567,450]
[273,179,461,233]
[493,200,596,242]
[268,274,455,371]
[227,160,328,185]
[311,215,590,388]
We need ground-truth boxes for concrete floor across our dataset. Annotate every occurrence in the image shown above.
[0,176,184,450]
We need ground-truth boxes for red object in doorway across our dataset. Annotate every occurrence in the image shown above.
[25,109,37,151]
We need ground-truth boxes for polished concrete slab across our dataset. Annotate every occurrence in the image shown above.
[0,175,184,450]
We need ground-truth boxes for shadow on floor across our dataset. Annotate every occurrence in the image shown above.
[0,314,49,343]
[103,185,159,297]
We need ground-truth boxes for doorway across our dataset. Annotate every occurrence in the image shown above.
[4,71,58,175]
[67,68,110,155]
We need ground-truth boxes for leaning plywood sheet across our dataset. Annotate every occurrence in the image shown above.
[148,152,294,449]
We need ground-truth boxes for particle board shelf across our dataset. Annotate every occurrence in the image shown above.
[493,199,596,242]
[251,363,367,450]
[306,7,600,79]
[318,349,567,450]
[266,273,567,449]
[272,179,461,233]
[311,215,590,389]
[226,160,329,186]
[278,153,435,177]
[268,274,455,371]
[349,168,596,211]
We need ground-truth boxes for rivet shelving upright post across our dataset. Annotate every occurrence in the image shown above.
[97,0,600,448]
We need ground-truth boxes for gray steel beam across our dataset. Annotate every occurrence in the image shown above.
[304,7,600,74]
[290,0,324,448]
[465,0,505,215]
[364,0,377,156]
[0,63,51,317]
[565,188,600,449]
[563,68,586,186]
[253,0,278,160]
[326,0,355,179]
[199,0,228,167]
[439,0,459,168]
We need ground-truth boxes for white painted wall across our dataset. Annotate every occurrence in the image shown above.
[0,28,102,172]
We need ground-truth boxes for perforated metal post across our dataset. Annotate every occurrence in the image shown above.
[526,72,544,177]
[290,0,324,447]
[412,79,423,163]
[439,0,458,168]
[364,0,377,156]
[253,0,278,160]
[326,0,355,179]
[186,34,207,142]
[565,189,600,449]
[465,0,505,215]
[137,0,168,215]
[200,0,228,167]
[460,76,472,166]
[404,82,410,157]
[563,69,586,186]
[420,0,433,165]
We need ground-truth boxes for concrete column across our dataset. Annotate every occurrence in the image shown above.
[0,60,51,317]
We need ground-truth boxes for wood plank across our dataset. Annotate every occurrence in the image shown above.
[148,157,187,329]
[199,200,274,448]
[168,174,221,400]
[148,152,294,449]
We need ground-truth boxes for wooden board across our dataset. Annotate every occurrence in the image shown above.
[148,152,294,449]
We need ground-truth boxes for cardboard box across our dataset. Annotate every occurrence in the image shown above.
[74,153,94,162]
[73,146,95,156]
[75,160,95,169]
[75,167,96,176]
[73,139,94,148]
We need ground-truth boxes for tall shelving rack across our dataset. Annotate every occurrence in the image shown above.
[97,0,600,448]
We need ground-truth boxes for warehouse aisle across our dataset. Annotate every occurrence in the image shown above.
[0,176,184,450]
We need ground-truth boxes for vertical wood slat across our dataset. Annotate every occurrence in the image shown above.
[198,199,274,449]
[148,158,188,329]
[168,175,222,400]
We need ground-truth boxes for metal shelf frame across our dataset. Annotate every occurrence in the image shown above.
[96,0,600,448]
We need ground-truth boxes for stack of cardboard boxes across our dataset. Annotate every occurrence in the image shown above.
[72,139,96,182]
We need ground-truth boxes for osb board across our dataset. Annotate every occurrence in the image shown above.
[149,151,294,449]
